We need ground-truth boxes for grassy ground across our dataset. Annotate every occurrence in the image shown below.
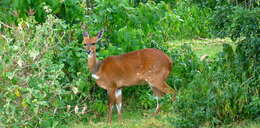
[69,110,174,128]
[219,120,260,128]
[170,38,234,57]
[69,110,260,128]
[68,38,258,128]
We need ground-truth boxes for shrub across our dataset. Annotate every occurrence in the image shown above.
[212,5,259,78]
[170,6,260,125]
[0,15,93,127]
[0,0,85,24]
[170,44,260,128]
[87,0,212,43]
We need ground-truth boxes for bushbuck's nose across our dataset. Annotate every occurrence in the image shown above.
[86,50,91,54]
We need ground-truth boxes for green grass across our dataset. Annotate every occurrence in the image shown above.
[219,120,260,128]
[169,38,234,57]
[69,110,174,128]
[68,110,260,128]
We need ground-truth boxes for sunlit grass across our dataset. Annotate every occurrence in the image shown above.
[169,38,234,57]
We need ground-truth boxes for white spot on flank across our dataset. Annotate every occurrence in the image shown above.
[92,74,100,79]
[116,103,122,112]
[147,81,152,86]
[115,89,122,98]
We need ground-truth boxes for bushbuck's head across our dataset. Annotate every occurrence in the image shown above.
[82,30,104,55]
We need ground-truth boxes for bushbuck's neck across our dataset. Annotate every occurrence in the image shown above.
[87,52,97,73]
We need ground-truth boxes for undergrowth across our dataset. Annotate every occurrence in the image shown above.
[0,0,259,127]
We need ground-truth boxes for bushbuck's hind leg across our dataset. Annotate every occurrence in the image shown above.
[107,89,116,124]
[150,81,175,101]
[151,87,164,115]
[160,82,176,101]
[115,88,122,121]
[154,81,175,95]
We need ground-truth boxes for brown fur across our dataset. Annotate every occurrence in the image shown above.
[95,48,172,89]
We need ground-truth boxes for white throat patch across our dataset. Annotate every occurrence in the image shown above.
[88,54,93,58]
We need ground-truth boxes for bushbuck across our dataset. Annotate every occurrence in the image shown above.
[83,30,175,123]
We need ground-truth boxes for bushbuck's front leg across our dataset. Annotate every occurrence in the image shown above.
[107,89,116,124]
[115,88,122,121]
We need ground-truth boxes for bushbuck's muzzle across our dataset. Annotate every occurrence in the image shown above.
[86,50,92,54]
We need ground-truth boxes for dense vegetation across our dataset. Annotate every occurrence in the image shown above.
[0,0,259,127]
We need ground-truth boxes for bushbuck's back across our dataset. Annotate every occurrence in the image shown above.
[94,48,172,89]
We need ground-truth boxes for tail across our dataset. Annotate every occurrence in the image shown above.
[167,55,173,73]
[167,56,175,97]
[169,59,173,72]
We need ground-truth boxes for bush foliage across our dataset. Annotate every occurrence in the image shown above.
[0,0,259,127]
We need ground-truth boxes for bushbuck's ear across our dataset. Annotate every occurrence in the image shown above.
[97,30,104,39]
[83,32,89,37]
